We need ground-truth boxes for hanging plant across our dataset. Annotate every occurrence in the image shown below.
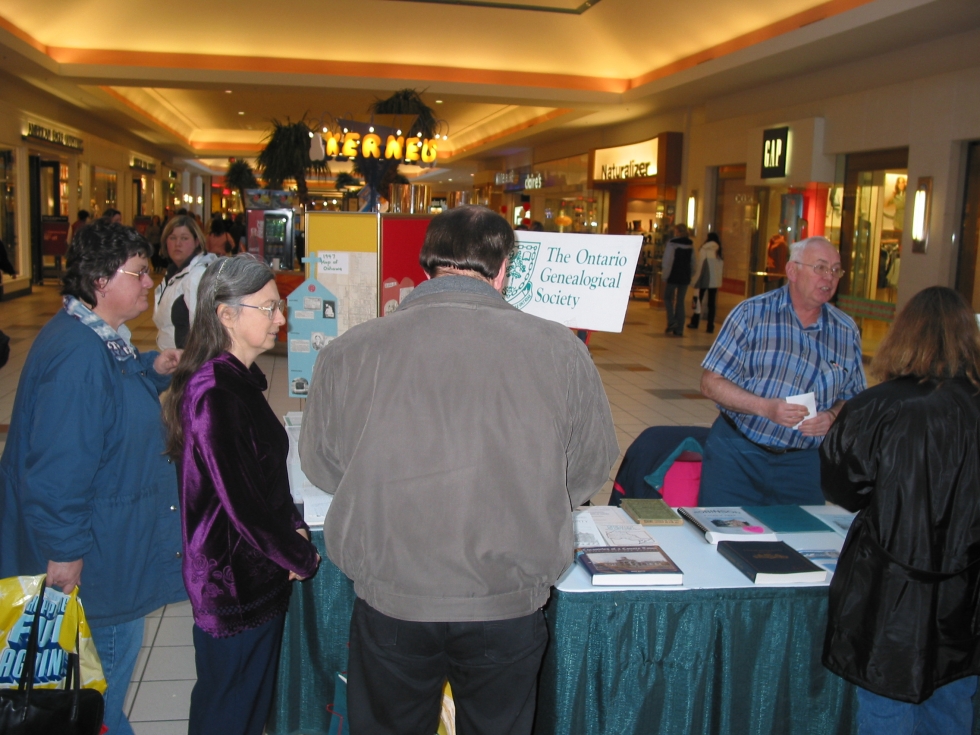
[256,116,329,205]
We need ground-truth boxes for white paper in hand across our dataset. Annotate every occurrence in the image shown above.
[786,392,817,429]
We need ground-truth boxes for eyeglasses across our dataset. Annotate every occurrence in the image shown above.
[117,267,151,280]
[790,261,846,279]
[237,300,286,320]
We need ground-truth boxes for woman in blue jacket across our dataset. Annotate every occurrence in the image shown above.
[0,221,187,735]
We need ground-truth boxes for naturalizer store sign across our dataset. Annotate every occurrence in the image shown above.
[592,138,658,181]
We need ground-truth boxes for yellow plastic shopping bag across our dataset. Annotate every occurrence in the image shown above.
[0,575,107,694]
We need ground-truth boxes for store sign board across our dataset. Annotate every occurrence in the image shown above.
[592,138,658,181]
[761,127,790,179]
[503,232,642,332]
[22,122,83,151]
[131,157,156,174]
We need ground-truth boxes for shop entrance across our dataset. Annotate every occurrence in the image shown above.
[29,156,70,283]
[839,148,908,305]
[714,165,761,299]
[956,141,980,309]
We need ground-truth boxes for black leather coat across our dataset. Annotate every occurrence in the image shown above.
[820,376,980,703]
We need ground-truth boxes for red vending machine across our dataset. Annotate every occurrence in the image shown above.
[243,190,298,269]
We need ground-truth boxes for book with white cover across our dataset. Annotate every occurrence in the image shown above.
[678,506,778,544]
[802,507,856,538]
[574,507,658,547]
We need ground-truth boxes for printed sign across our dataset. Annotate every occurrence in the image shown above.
[287,278,339,398]
[503,232,642,332]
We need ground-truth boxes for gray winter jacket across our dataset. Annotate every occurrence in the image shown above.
[299,275,618,622]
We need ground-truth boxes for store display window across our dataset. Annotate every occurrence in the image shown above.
[955,141,980,310]
[0,150,17,271]
[91,167,117,216]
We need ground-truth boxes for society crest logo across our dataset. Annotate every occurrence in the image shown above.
[503,241,540,309]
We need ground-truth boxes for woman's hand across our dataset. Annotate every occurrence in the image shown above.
[46,559,83,593]
[288,529,319,581]
[154,349,183,375]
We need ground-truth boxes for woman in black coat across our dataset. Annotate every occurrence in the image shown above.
[820,286,980,735]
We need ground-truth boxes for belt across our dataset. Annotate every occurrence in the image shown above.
[720,413,805,455]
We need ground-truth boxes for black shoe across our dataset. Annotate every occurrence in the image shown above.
[706,325,714,333]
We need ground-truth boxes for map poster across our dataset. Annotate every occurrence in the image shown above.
[287,278,339,398]
[504,232,642,332]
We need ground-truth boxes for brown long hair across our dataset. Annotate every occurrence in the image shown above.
[871,286,980,387]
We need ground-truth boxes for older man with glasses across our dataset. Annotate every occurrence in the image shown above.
[698,236,866,506]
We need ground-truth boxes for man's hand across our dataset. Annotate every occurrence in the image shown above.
[46,559,83,593]
[764,398,809,428]
[798,410,837,437]
[154,349,182,375]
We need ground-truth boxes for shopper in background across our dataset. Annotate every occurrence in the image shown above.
[101,208,122,225]
[661,223,694,336]
[154,214,216,350]
[821,286,980,735]
[688,232,724,333]
[70,209,90,241]
[162,254,319,735]
[0,221,186,735]
[206,216,234,256]
[146,214,162,270]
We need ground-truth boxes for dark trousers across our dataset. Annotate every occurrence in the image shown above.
[347,597,548,735]
[699,415,824,506]
[663,282,688,335]
[694,288,717,329]
[188,614,285,735]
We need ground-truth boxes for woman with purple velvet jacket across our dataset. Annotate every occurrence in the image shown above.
[162,254,319,735]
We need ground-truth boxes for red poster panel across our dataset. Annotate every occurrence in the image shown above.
[246,209,265,259]
[41,217,70,256]
[380,216,431,316]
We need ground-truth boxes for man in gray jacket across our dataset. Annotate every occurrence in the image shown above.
[300,205,618,735]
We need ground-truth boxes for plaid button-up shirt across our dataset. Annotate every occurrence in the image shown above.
[702,286,866,450]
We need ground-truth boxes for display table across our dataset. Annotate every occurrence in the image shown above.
[266,516,980,735]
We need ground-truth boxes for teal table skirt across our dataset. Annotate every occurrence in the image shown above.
[268,532,980,735]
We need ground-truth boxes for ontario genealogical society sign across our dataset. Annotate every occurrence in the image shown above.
[504,232,642,332]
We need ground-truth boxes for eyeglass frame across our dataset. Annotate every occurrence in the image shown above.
[789,261,846,279]
[116,267,152,281]
[236,299,287,320]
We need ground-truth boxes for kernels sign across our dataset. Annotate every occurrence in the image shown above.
[592,138,658,181]
[312,120,438,165]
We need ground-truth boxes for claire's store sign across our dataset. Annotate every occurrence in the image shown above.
[503,231,642,332]
[22,122,83,152]
[592,138,658,181]
[761,126,790,179]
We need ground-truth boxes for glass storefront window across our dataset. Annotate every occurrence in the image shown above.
[91,167,117,216]
[0,150,17,270]
[955,142,980,309]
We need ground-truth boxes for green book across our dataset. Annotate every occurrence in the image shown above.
[619,498,684,526]
[742,505,834,534]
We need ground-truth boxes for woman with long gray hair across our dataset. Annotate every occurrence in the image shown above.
[162,254,319,735]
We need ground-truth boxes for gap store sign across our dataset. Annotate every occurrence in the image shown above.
[761,126,790,179]
[592,138,658,181]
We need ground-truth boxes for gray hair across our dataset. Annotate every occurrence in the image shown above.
[162,253,276,457]
[789,236,836,262]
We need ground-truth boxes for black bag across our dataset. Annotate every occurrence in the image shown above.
[0,584,104,735]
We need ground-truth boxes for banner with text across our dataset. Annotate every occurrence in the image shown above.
[504,232,642,332]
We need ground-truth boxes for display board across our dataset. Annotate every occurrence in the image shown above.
[286,279,339,398]
[503,232,642,332]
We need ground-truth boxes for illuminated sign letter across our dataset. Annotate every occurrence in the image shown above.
[361,133,382,158]
[421,139,437,163]
[342,132,361,158]
[325,132,340,157]
[405,138,421,162]
[385,135,404,159]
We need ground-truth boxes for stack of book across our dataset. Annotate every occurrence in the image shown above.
[574,506,684,586]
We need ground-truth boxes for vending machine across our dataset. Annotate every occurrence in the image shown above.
[243,190,298,269]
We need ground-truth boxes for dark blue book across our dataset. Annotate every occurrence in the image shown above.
[717,540,827,584]
[742,505,834,534]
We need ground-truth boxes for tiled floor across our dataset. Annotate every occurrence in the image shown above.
[0,279,736,733]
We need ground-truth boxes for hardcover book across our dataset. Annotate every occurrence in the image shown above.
[717,540,827,584]
[678,506,778,544]
[578,545,684,586]
[620,498,684,526]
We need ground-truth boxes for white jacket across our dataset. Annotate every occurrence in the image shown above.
[153,251,217,350]
[690,241,723,289]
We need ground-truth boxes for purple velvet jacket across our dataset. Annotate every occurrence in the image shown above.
[178,352,319,637]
